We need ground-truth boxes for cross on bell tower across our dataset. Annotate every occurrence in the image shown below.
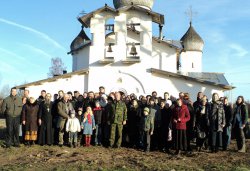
[185,6,198,25]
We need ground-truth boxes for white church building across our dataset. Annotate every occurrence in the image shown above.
[17,0,233,100]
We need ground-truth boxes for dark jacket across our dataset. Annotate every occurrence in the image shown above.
[160,107,172,129]
[127,106,142,132]
[224,104,233,127]
[93,107,103,125]
[1,95,23,117]
[172,105,190,130]
[208,101,225,132]
[233,103,248,128]
[195,104,209,132]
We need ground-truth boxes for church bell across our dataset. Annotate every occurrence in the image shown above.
[130,43,137,56]
[107,43,113,52]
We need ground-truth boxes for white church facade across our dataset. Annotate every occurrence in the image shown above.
[17,0,233,101]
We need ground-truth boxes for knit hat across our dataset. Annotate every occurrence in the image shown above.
[144,107,150,113]
[69,110,75,115]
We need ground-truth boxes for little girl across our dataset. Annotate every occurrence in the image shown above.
[82,106,96,146]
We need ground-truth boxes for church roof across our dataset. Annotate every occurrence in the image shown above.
[78,4,164,28]
[70,27,91,53]
[149,68,234,90]
[113,0,155,10]
[180,22,204,52]
[16,69,89,90]
[78,5,118,28]
[119,5,164,25]
[68,28,181,54]
[186,72,230,86]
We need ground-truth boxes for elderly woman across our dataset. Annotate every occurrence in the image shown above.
[22,97,39,146]
[172,98,190,155]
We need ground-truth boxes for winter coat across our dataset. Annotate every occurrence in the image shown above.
[127,106,142,133]
[140,114,154,132]
[93,107,103,125]
[103,103,112,125]
[148,106,157,121]
[172,105,190,130]
[66,117,81,133]
[57,100,74,119]
[185,102,195,129]
[233,103,248,128]
[224,104,233,127]
[208,102,225,132]
[152,105,161,128]
[195,105,209,133]
[160,107,172,129]
[22,102,39,132]
[1,95,23,117]
[82,114,95,135]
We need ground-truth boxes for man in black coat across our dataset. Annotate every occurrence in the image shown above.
[38,93,54,146]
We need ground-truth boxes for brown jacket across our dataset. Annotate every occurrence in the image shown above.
[57,100,74,119]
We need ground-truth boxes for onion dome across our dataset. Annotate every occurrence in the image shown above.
[180,22,204,52]
[70,27,91,51]
[113,0,155,10]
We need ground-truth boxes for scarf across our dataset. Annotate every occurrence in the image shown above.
[93,107,102,111]
[87,114,92,124]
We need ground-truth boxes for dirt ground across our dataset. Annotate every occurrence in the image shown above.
[0,119,249,171]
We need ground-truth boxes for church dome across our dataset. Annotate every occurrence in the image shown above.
[113,0,155,10]
[180,23,204,52]
[70,27,91,51]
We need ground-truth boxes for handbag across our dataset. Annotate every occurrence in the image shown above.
[167,128,172,141]
[197,130,206,139]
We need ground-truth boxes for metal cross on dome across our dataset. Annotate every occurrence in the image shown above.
[185,6,198,24]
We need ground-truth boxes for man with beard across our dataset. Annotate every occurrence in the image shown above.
[38,93,54,146]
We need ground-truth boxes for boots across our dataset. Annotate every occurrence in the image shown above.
[85,136,91,147]
[87,137,92,147]
[69,142,72,148]
[84,136,88,146]
[238,144,246,153]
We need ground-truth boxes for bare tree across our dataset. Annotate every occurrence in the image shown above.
[47,57,67,78]
[0,84,10,100]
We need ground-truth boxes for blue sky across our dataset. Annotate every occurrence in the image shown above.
[0,0,249,101]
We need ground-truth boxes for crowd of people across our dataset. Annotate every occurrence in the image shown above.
[1,86,249,155]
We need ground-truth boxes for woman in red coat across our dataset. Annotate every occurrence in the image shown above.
[173,98,190,155]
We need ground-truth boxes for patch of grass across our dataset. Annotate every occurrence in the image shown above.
[230,166,250,171]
